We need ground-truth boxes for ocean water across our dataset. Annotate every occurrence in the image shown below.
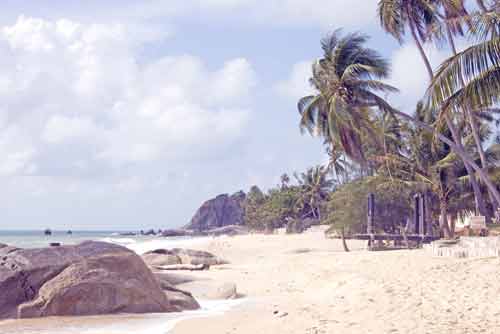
[0,231,243,334]
[0,230,211,254]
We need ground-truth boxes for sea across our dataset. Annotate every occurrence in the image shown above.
[0,230,244,334]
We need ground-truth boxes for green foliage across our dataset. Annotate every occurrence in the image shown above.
[298,30,398,165]
[243,165,335,232]
[244,185,302,231]
[324,176,415,234]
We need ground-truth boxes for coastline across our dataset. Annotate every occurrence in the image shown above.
[171,229,500,334]
[2,229,500,333]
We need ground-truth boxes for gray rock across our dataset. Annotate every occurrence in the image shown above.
[170,248,227,266]
[0,241,198,319]
[142,249,182,267]
[143,248,227,267]
[203,225,249,236]
[176,281,237,300]
[184,191,246,232]
[160,229,193,237]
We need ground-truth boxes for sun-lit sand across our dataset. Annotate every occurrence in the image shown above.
[172,227,500,334]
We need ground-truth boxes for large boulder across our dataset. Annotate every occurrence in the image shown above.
[171,248,226,266]
[142,249,182,267]
[153,274,199,311]
[184,191,246,233]
[142,248,226,267]
[0,241,198,319]
[176,281,238,300]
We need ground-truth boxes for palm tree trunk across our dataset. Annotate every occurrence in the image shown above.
[392,109,500,207]
[446,29,498,217]
[476,0,488,12]
[439,200,453,239]
[444,115,487,216]
[340,227,350,252]
[411,23,488,218]
[407,8,434,80]
[397,0,499,217]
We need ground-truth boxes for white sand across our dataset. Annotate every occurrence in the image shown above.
[172,229,500,334]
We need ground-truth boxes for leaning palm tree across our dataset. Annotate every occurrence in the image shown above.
[294,165,334,220]
[430,0,499,215]
[379,0,489,217]
[378,0,439,79]
[298,30,398,166]
[426,10,500,208]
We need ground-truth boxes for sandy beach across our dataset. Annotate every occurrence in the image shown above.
[172,228,500,334]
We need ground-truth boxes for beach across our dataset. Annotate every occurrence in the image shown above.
[172,228,500,334]
[1,229,500,334]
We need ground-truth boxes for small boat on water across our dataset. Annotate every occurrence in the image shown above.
[67,230,73,235]
[44,229,52,236]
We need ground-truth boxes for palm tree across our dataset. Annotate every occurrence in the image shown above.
[280,173,290,189]
[377,103,487,238]
[426,9,500,210]
[379,0,489,217]
[298,30,398,167]
[378,0,439,79]
[294,165,334,220]
[431,0,499,216]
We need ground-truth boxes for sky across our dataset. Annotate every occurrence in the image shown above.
[0,0,463,230]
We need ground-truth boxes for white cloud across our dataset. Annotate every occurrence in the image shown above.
[122,0,377,29]
[42,115,98,144]
[0,16,256,175]
[388,43,452,111]
[275,60,314,100]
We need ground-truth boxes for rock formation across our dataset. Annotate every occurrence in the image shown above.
[184,191,246,232]
[0,241,198,319]
[142,248,227,268]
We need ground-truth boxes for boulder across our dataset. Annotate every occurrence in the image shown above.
[203,225,249,236]
[142,249,182,267]
[176,281,238,300]
[152,274,199,311]
[171,248,226,266]
[0,241,198,319]
[184,191,246,233]
[162,287,200,311]
[142,248,226,268]
[141,229,157,236]
[160,229,193,237]
[153,272,197,286]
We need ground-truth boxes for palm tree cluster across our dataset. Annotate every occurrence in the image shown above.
[243,166,335,232]
[298,0,500,237]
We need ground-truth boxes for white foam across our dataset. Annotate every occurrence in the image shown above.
[99,237,137,245]
[125,237,214,255]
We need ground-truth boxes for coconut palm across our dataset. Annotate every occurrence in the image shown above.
[378,0,440,79]
[280,173,290,189]
[294,165,335,220]
[298,30,398,166]
[379,0,491,217]
[426,9,500,209]
[378,103,480,237]
[430,1,500,215]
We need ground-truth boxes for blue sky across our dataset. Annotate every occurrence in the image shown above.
[0,0,461,230]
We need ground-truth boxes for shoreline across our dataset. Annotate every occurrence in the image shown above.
[171,229,500,334]
[2,230,500,333]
